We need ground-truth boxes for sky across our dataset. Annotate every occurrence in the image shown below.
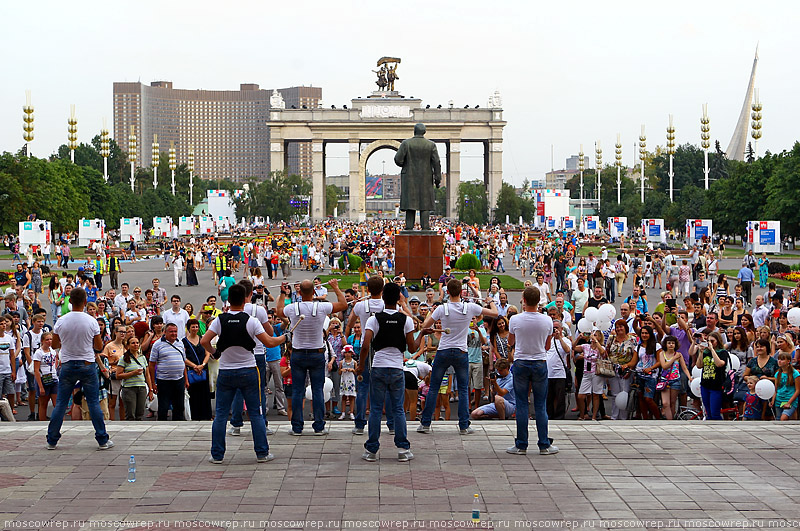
[1,0,798,186]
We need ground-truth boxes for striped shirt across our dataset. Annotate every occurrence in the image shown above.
[149,339,186,381]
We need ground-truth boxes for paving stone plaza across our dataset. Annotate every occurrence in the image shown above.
[2,421,800,530]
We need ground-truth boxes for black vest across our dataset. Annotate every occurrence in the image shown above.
[214,312,256,358]
[372,311,407,353]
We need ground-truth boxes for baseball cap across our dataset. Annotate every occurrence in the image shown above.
[445,265,451,270]
[409,296,420,303]
[343,345,354,353]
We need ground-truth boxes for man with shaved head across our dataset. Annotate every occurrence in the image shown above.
[277,278,347,435]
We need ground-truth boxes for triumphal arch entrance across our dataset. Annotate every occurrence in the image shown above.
[267,58,506,221]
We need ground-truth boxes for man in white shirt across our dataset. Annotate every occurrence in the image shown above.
[46,287,113,450]
[534,273,551,307]
[507,287,558,456]
[545,321,572,420]
[357,283,425,462]
[752,295,768,329]
[313,277,328,301]
[417,279,498,435]
[163,295,190,339]
[113,283,133,315]
[172,253,185,287]
[277,278,347,435]
[201,284,286,464]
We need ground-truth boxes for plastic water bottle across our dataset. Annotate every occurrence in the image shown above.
[471,493,480,523]
[127,455,136,483]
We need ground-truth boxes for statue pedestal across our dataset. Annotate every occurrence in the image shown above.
[394,232,444,283]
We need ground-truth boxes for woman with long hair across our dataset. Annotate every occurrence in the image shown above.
[696,331,730,420]
[32,332,59,421]
[635,325,662,420]
[606,319,638,420]
[183,319,212,420]
[490,316,512,362]
[116,336,153,420]
[47,276,61,326]
[658,335,692,420]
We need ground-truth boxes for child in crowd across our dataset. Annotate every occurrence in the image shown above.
[772,352,800,421]
[338,345,357,420]
[742,376,766,421]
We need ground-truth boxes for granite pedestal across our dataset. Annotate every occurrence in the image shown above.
[394,231,444,283]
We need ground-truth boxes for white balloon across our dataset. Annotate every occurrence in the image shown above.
[577,318,594,334]
[324,377,334,393]
[324,391,331,402]
[599,304,617,320]
[689,378,702,397]
[691,366,702,379]
[584,307,599,323]
[788,308,800,327]
[615,391,629,410]
[596,318,612,331]
[755,379,776,400]
[729,355,741,371]
[305,385,313,401]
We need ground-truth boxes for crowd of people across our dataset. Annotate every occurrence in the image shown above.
[2,219,800,460]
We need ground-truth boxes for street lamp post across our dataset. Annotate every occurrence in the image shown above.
[751,90,762,157]
[169,142,177,195]
[701,104,710,189]
[67,105,78,163]
[22,91,34,156]
[667,115,676,202]
[595,141,602,213]
[128,126,137,191]
[638,125,646,203]
[188,146,195,205]
[152,135,160,188]
[578,145,585,221]
[100,121,110,182]
[615,134,622,204]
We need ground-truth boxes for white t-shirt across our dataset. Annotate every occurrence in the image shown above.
[32,347,58,378]
[238,303,269,356]
[285,301,334,349]
[534,282,550,305]
[0,333,14,374]
[429,301,484,351]
[53,311,101,363]
[114,293,133,314]
[352,298,385,341]
[163,308,190,339]
[404,360,432,380]
[365,309,415,369]
[509,311,553,361]
[546,337,572,378]
[209,314,266,370]
[571,288,590,314]
[22,329,44,372]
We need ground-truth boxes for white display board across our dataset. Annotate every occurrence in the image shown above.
[18,220,51,254]
[641,218,667,244]
[215,215,232,232]
[746,221,781,254]
[207,189,242,225]
[120,218,143,243]
[560,216,576,231]
[686,219,713,246]
[198,216,215,235]
[78,218,105,247]
[178,216,196,236]
[607,217,627,239]
[153,216,173,238]
[534,189,570,229]
[582,216,601,235]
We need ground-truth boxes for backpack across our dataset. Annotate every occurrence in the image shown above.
[721,351,736,396]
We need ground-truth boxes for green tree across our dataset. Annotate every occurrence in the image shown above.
[326,184,341,216]
[435,186,447,217]
[494,183,521,223]
[234,170,312,222]
[763,143,800,237]
[457,180,488,225]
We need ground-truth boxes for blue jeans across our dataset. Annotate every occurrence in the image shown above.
[365,368,410,454]
[497,258,506,273]
[354,363,395,430]
[290,350,326,433]
[701,386,723,420]
[420,348,470,430]
[212,367,269,460]
[512,360,551,451]
[47,361,109,446]
[231,355,267,428]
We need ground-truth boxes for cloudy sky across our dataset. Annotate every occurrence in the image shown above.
[1,0,797,185]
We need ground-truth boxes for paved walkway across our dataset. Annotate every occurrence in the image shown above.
[1,421,799,530]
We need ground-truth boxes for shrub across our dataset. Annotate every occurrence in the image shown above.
[768,262,791,275]
[338,252,363,271]
[455,253,481,271]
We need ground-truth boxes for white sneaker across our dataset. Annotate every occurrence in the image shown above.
[208,457,223,464]
[416,424,431,434]
[256,454,275,463]
[397,449,414,462]
[349,413,355,420]
[539,445,559,455]
[227,426,241,436]
[338,413,346,420]
[98,440,115,450]
[46,443,57,450]
[361,450,377,462]
[265,427,275,436]
[289,429,303,436]
[314,426,330,436]
[506,446,527,455]
[352,427,364,435]
[459,427,475,435]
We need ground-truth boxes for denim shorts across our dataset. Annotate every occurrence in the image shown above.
[637,375,657,399]
[41,381,59,396]
[776,403,798,419]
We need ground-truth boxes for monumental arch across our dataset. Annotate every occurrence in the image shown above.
[267,90,506,221]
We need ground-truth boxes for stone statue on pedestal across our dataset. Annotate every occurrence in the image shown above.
[395,123,441,231]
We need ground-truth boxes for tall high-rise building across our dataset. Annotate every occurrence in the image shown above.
[113,81,321,183]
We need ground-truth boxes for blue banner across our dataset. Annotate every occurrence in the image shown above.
[564,220,573,229]
[614,222,624,233]
[760,229,775,245]
[695,226,708,239]
[648,224,661,236]
[587,220,597,230]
